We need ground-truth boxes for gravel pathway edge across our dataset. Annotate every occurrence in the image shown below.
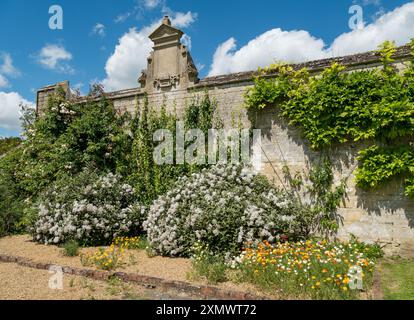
[0,253,270,301]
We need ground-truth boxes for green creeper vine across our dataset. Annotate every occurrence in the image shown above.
[245,39,414,200]
[127,93,218,204]
[283,158,346,237]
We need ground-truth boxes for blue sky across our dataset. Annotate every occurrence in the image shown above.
[1,0,414,137]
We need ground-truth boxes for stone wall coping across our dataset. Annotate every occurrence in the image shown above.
[193,44,412,88]
[37,44,412,103]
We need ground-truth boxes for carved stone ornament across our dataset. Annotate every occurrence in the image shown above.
[138,71,147,88]
[153,75,180,90]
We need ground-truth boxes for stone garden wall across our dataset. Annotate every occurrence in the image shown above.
[36,20,414,256]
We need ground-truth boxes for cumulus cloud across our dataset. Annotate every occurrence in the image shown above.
[0,91,34,131]
[91,23,106,37]
[0,53,20,77]
[329,2,414,56]
[101,25,154,91]
[167,10,197,28]
[36,44,74,74]
[102,11,197,91]
[208,2,414,76]
[209,30,326,76]
[0,53,20,88]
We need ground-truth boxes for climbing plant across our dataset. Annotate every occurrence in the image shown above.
[245,39,414,199]
[126,93,218,204]
[283,158,346,237]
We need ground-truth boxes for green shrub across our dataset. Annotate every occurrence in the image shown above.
[144,164,303,257]
[0,148,26,236]
[1,86,218,237]
[0,137,21,156]
[31,170,144,246]
[62,240,80,257]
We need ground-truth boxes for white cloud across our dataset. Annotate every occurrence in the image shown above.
[36,44,74,74]
[209,30,326,76]
[102,11,197,91]
[168,11,197,28]
[0,91,34,131]
[208,2,414,76]
[0,75,9,88]
[115,12,132,23]
[91,23,106,37]
[143,0,162,9]
[329,2,414,56]
[0,53,20,88]
[0,53,20,77]
[101,26,154,91]
[181,34,192,50]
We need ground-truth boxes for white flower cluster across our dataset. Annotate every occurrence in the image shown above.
[143,164,299,257]
[32,172,144,245]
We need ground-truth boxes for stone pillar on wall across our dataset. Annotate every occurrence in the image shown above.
[138,16,199,94]
[36,81,70,115]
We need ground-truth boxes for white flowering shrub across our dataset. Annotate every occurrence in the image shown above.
[143,164,302,257]
[31,171,144,245]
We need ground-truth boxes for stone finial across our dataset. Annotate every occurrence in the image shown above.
[142,18,199,92]
[162,16,171,26]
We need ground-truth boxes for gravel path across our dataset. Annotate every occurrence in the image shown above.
[0,261,144,300]
[0,235,262,296]
[0,261,202,300]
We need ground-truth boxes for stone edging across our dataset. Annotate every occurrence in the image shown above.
[0,254,269,300]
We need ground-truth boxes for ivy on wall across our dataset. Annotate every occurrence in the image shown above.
[245,39,414,199]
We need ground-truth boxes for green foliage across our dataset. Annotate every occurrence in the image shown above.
[0,84,218,236]
[355,145,414,198]
[127,93,217,204]
[348,234,384,260]
[245,40,414,199]
[189,241,228,284]
[31,170,143,246]
[378,40,397,76]
[10,85,131,200]
[63,240,80,257]
[0,137,21,156]
[144,164,303,257]
[283,158,346,237]
[235,238,381,300]
[0,148,26,236]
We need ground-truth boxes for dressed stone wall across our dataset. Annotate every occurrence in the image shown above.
[36,19,414,256]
